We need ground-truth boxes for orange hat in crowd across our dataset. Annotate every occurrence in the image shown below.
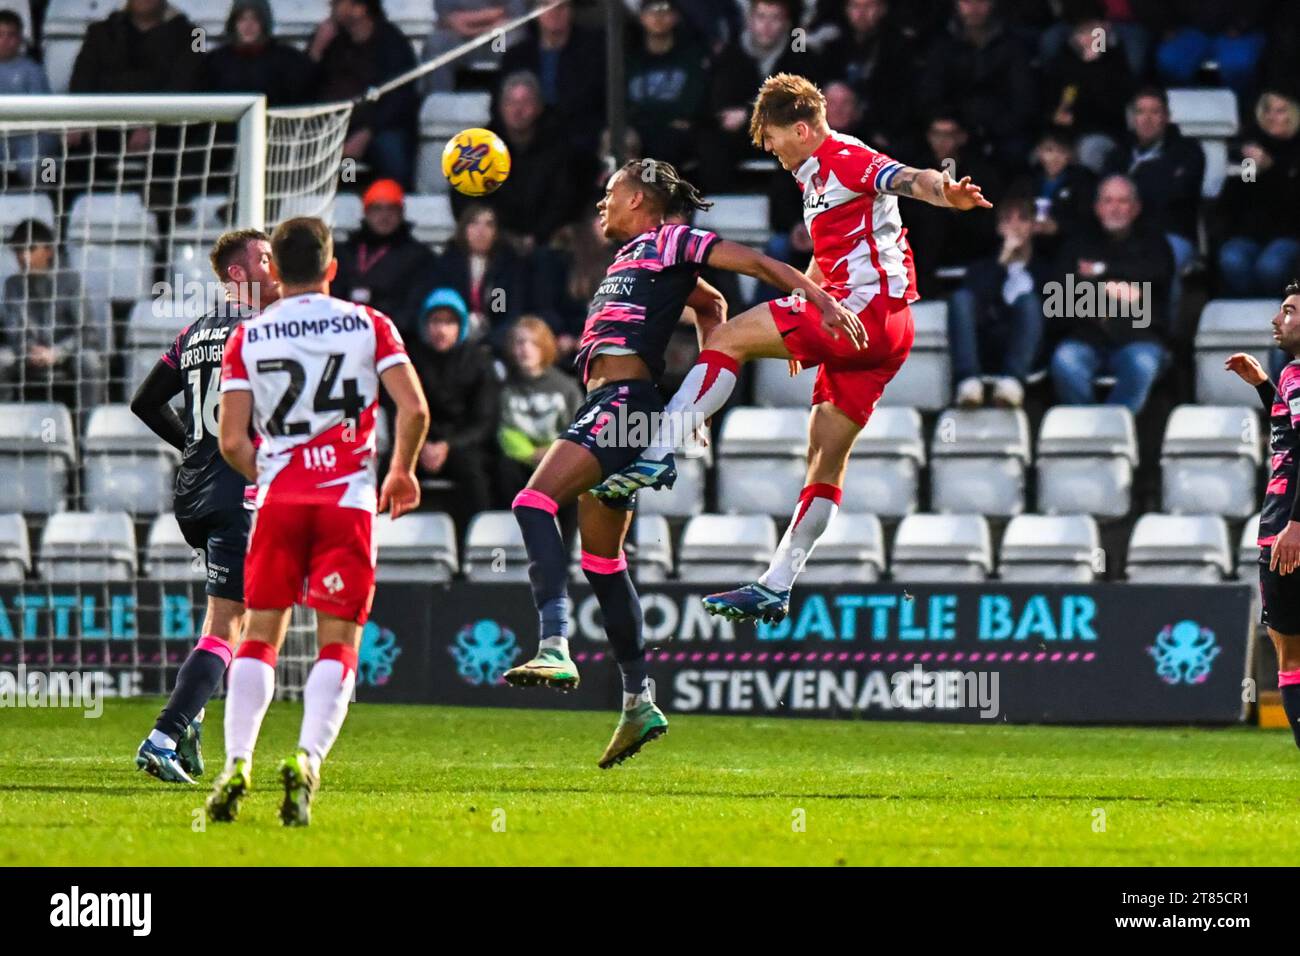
[363,179,405,208]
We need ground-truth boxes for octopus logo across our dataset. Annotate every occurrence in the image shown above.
[358,620,401,686]
[451,619,521,686]
[1148,620,1220,685]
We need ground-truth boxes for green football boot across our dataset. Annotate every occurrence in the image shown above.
[176,715,204,778]
[279,750,320,828]
[205,758,251,823]
[503,645,581,691]
[598,700,669,769]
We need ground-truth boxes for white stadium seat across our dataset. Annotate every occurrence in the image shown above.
[635,444,708,517]
[877,300,950,411]
[38,511,136,582]
[717,407,808,516]
[0,513,31,583]
[83,405,180,514]
[416,92,492,193]
[1238,513,1261,586]
[1193,300,1277,405]
[629,514,674,583]
[676,514,777,584]
[404,194,456,246]
[1168,88,1239,138]
[799,512,885,584]
[891,513,992,582]
[693,195,771,245]
[929,408,1030,516]
[464,510,527,583]
[0,402,77,513]
[998,514,1100,583]
[846,406,925,517]
[385,0,436,43]
[753,358,815,408]
[374,512,458,583]
[1160,405,1262,518]
[1126,513,1231,583]
[328,193,365,244]
[1199,138,1228,200]
[44,0,119,91]
[143,514,205,583]
[67,193,157,303]
[1036,405,1137,518]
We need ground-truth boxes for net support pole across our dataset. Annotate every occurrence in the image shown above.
[236,95,267,230]
[607,0,626,168]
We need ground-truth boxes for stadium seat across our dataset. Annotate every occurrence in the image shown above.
[1193,299,1277,405]
[67,193,157,303]
[404,194,456,246]
[891,513,992,582]
[374,512,458,583]
[717,407,809,515]
[929,408,1030,516]
[676,514,777,584]
[693,195,771,245]
[384,0,436,44]
[877,300,950,411]
[83,405,180,514]
[42,0,112,91]
[1199,138,1228,200]
[0,402,77,513]
[844,406,925,516]
[257,0,330,45]
[629,514,674,583]
[799,512,885,583]
[168,0,223,45]
[1036,405,1137,518]
[1238,513,1261,586]
[753,358,815,407]
[38,510,136,582]
[415,92,492,193]
[1168,88,1239,138]
[129,296,205,352]
[171,195,233,246]
[143,514,205,583]
[998,514,1100,583]
[1160,405,1262,518]
[329,193,365,243]
[464,510,528,583]
[634,444,708,517]
[1125,513,1231,583]
[0,513,31,583]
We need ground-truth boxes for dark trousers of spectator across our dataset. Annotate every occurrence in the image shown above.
[1156,29,1266,96]
[947,289,1044,383]
[365,128,415,191]
[1218,237,1300,298]
[1050,338,1168,414]
[421,445,492,541]
[902,205,994,297]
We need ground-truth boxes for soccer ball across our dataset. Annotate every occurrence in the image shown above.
[441,128,511,197]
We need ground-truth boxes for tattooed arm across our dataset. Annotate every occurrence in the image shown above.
[879,166,993,210]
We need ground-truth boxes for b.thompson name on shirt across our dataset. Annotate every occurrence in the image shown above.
[246,313,370,343]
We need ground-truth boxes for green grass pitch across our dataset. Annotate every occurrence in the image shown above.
[2,699,1298,866]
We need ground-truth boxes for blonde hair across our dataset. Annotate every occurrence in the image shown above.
[508,315,558,370]
[749,73,826,147]
[1255,90,1300,139]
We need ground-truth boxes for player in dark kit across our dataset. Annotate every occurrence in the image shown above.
[131,229,279,783]
[1226,281,1300,753]
[502,159,864,767]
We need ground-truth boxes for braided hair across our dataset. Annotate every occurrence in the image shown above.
[620,159,713,218]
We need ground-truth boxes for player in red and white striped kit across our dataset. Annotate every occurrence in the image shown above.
[594,73,992,623]
[206,217,430,826]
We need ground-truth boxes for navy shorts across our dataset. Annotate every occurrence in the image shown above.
[178,508,252,602]
[1260,546,1300,634]
[560,378,664,497]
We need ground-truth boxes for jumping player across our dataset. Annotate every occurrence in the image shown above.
[593,74,992,624]
[502,159,864,767]
[1226,281,1300,753]
[132,228,277,784]
[207,217,429,825]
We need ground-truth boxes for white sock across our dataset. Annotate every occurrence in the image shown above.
[147,730,177,751]
[644,350,738,460]
[224,652,276,766]
[539,635,569,653]
[759,484,842,592]
[298,655,356,770]
[623,688,653,710]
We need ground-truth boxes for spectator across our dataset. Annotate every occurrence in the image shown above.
[499,0,605,154]
[1217,90,1300,297]
[0,220,108,411]
[309,0,419,189]
[1020,126,1097,261]
[949,199,1051,408]
[626,0,713,175]
[820,0,916,149]
[462,71,575,251]
[332,179,438,332]
[1100,87,1203,290]
[1042,11,1136,173]
[0,10,51,184]
[433,204,529,348]
[1150,0,1269,98]
[531,211,613,363]
[915,0,1036,168]
[406,287,499,537]
[70,0,203,96]
[420,0,525,94]
[1049,174,1174,414]
[201,0,314,106]
[495,316,582,528]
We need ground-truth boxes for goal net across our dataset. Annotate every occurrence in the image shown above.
[0,95,352,700]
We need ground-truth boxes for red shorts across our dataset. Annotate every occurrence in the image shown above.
[244,500,377,624]
[769,293,915,426]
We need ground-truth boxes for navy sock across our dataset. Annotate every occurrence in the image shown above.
[513,495,571,639]
[1282,683,1300,749]
[155,641,230,742]
[583,564,647,695]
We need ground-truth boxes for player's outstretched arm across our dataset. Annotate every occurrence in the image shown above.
[217,390,257,482]
[707,239,868,349]
[881,166,993,211]
[1224,352,1276,412]
[130,359,187,452]
[379,362,431,520]
[686,277,727,347]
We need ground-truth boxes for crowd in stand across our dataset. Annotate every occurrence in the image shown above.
[0,0,1298,529]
